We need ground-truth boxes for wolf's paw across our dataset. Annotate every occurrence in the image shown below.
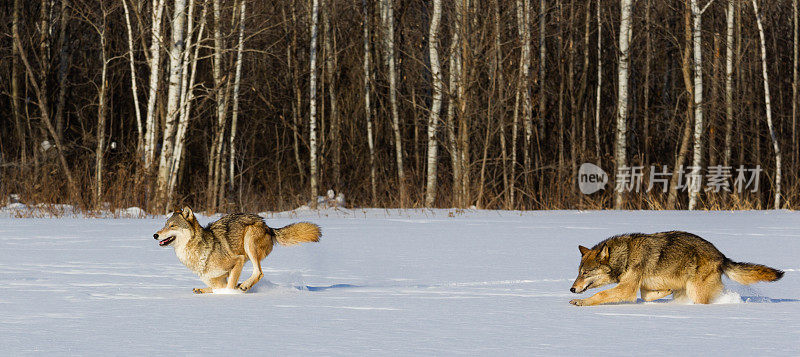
[570,298,588,306]
[193,288,207,294]
[237,283,251,292]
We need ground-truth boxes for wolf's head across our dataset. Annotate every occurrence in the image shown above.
[153,206,197,247]
[570,244,614,294]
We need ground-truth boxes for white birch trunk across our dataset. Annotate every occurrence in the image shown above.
[688,0,705,210]
[724,0,735,167]
[595,0,602,164]
[309,0,320,207]
[122,0,144,155]
[167,0,206,204]
[95,16,109,207]
[156,0,187,207]
[614,0,632,209]
[383,0,406,205]
[794,0,799,166]
[362,0,377,204]
[425,0,443,207]
[538,0,546,155]
[518,0,533,182]
[228,0,246,192]
[751,0,782,209]
[144,0,166,169]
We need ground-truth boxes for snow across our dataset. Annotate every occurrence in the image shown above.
[0,209,798,354]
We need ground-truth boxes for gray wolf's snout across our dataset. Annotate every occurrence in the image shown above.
[153,233,159,239]
[570,287,577,293]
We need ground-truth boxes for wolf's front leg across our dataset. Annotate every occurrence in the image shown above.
[641,288,672,302]
[570,284,638,306]
[194,275,228,294]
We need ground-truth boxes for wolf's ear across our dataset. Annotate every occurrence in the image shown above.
[578,245,591,256]
[598,244,610,262]
[181,206,194,221]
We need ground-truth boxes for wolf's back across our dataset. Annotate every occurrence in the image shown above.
[722,259,784,285]
[274,222,321,246]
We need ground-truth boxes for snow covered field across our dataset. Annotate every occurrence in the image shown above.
[0,209,798,355]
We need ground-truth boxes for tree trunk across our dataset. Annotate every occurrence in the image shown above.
[144,0,167,169]
[495,0,510,209]
[168,1,207,205]
[668,3,696,209]
[425,0,443,207]
[723,0,735,167]
[11,0,26,167]
[229,0,246,193]
[644,0,651,165]
[614,0,632,209]
[688,0,706,211]
[309,0,320,207]
[324,0,341,192]
[156,0,188,211]
[54,0,70,144]
[382,0,406,206]
[751,0,782,209]
[361,0,377,205]
[122,0,144,155]
[207,0,230,211]
[595,0,602,165]
[95,11,109,207]
[794,0,799,168]
[520,0,533,185]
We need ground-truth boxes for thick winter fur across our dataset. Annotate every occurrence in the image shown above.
[154,207,321,293]
[569,231,783,306]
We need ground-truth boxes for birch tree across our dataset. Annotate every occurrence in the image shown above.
[362,0,377,204]
[425,0,443,207]
[688,0,713,210]
[167,0,207,204]
[723,0,735,167]
[751,0,782,209]
[144,0,166,168]
[228,0,247,192]
[614,0,632,209]
[518,0,533,186]
[93,3,110,207]
[381,0,406,205]
[122,0,144,153]
[156,0,188,209]
[794,0,799,167]
[594,1,602,164]
[309,0,320,207]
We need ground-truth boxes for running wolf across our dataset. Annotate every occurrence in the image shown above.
[569,231,783,306]
[154,207,321,293]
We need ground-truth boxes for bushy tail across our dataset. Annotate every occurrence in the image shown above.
[722,259,784,285]
[273,222,321,246]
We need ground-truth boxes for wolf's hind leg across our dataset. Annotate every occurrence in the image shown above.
[688,270,723,304]
[641,289,672,302]
[225,255,247,290]
[194,275,228,294]
[238,229,266,292]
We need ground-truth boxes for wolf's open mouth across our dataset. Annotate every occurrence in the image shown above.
[158,236,176,246]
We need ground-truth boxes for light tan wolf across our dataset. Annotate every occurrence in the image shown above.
[569,231,783,306]
[154,207,321,294]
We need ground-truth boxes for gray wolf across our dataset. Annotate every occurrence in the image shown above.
[569,231,783,306]
[154,207,321,293]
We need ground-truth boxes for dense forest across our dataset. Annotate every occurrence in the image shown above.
[0,0,798,213]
